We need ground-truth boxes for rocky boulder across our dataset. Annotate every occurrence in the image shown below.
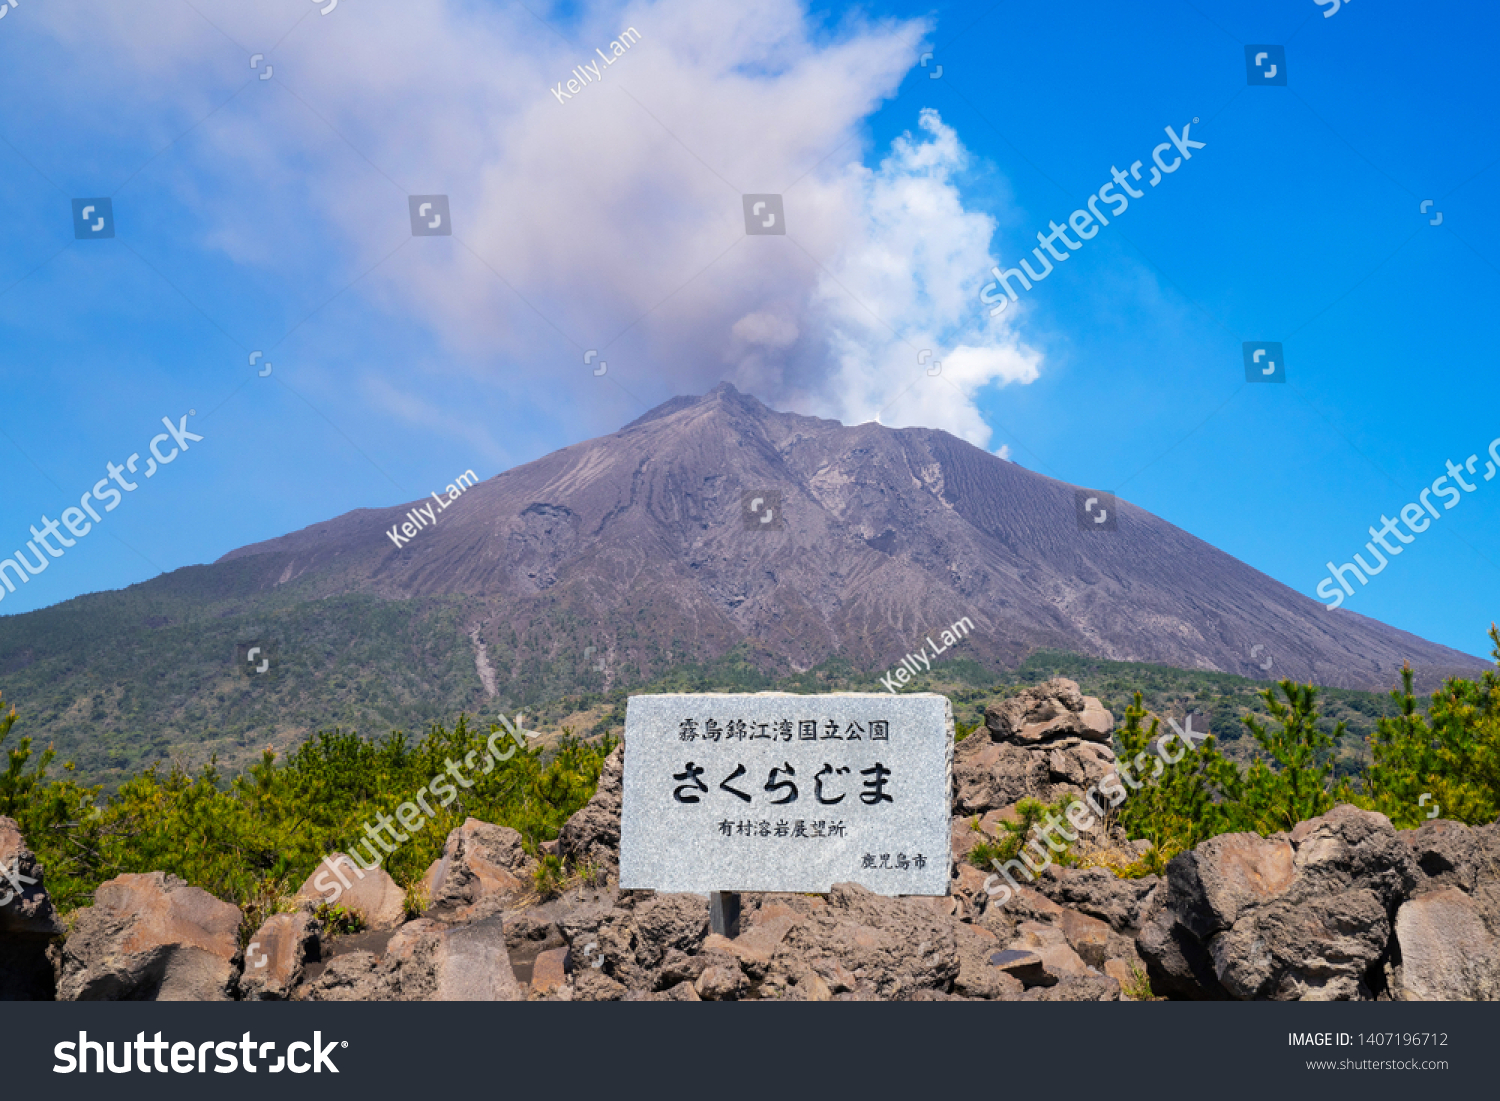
[952,741,1049,816]
[1004,921,1094,985]
[58,872,242,1001]
[952,923,1021,1000]
[296,950,386,1001]
[300,915,523,1001]
[422,818,536,922]
[395,916,525,1000]
[239,911,318,1000]
[701,906,801,982]
[761,883,960,1000]
[557,890,710,992]
[529,946,569,996]
[558,743,623,880]
[1033,865,1162,933]
[1166,831,1297,942]
[986,678,1114,746]
[1403,818,1483,893]
[1139,805,1420,1001]
[0,816,64,1000]
[1020,972,1121,1001]
[1383,820,1500,1000]
[294,853,407,931]
[1391,887,1500,1000]
[954,679,1116,813]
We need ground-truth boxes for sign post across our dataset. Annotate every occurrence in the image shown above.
[708,890,740,937]
[620,692,953,897]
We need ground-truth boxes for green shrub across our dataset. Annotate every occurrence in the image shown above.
[0,703,615,921]
[1112,693,1215,856]
[313,902,366,937]
[1121,961,1155,1000]
[969,677,1358,870]
[1353,626,1500,827]
[531,853,566,898]
[402,881,430,921]
[1210,681,1339,835]
[967,796,1082,873]
[1110,679,1342,851]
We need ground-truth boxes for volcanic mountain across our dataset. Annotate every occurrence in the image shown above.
[215,382,1480,691]
[3,382,1487,784]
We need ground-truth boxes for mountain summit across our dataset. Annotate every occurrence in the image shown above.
[219,383,1480,692]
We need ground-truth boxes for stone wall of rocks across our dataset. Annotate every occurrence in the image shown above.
[4,678,1497,1002]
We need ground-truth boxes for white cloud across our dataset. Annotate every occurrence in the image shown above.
[20,0,1043,449]
[731,311,800,349]
[797,110,1044,446]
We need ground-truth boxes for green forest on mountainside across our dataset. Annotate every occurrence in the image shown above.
[1,565,1413,790]
[0,586,487,789]
[541,647,1405,779]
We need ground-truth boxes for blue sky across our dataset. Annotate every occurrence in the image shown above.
[1,0,1496,660]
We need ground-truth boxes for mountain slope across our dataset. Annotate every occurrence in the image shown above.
[0,383,1483,785]
[219,381,1484,689]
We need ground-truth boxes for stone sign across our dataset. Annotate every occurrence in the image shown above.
[620,692,952,896]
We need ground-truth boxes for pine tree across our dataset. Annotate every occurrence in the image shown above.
[1359,625,1500,826]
